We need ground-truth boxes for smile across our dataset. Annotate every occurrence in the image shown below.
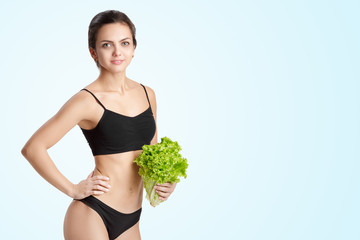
[111,60,124,65]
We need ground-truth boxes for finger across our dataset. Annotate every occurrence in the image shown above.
[93,175,110,181]
[156,190,170,197]
[91,190,105,195]
[155,184,170,190]
[87,171,94,179]
[157,183,171,187]
[155,186,171,192]
[158,196,167,201]
[94,180,112,188]
[94,185,110,192]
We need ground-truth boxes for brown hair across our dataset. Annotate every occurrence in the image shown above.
[88,10,137,68]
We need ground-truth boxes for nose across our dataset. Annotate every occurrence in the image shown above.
[113,44,122,57]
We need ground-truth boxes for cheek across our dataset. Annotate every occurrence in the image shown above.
[124,48,134,57]
[97,47,134,62]
[96,51,107,61]
[105,49,115,56]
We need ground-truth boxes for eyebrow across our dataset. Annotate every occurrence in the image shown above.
[100,38,130,42]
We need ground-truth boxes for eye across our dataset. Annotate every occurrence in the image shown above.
[122,41,130,46]
[102,43,111,48]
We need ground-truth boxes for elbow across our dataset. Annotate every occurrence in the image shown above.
[21,141,47,161]
[22,143,37,165]
[21,142,40,160]
[21,144,31,159]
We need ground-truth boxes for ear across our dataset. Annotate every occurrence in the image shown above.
[89,47,97,60]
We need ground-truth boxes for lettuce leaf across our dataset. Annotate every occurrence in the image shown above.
[134,136,188,207]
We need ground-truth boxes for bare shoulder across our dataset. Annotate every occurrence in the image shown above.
[56,89,98,121]
[61,89,94,111]
[141,84,157,115]
[140,83,156,99]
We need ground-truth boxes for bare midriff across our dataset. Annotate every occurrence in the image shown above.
[92,149,144,214]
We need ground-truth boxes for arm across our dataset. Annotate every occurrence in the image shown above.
[146,86,177,201]
[21,91,110,199]
[147,86,158,146]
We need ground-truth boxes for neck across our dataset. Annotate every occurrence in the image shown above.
[97,68,129,94]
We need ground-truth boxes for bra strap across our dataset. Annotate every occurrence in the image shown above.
[140,84,151,107]
[81,88,106,110]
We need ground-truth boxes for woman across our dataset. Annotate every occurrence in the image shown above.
[21,10,177,240]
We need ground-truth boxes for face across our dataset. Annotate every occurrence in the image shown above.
[90,22,135,73]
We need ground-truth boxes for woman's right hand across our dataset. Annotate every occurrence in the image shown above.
[71,171,111,199]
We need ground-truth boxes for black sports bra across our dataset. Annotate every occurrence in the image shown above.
[79,84,156,156]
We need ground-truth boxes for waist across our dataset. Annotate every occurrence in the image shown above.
[91,150,144,211]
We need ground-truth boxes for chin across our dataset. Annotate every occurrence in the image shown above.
[104,65,127,73]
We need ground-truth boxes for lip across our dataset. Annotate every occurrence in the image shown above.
[111,60,124,65]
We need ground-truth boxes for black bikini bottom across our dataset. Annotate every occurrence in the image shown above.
[77,195,142,240]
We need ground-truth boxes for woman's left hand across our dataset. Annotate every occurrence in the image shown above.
[154,182,177,201]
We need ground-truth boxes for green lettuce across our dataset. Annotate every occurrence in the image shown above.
[134,136,188,207]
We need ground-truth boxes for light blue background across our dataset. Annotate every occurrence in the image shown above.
[1,0,359,239]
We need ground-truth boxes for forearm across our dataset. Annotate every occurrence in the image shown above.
[21,143,74,198]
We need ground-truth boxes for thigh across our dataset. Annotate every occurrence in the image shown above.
[115,221,141,240]
[63,200,108,240]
